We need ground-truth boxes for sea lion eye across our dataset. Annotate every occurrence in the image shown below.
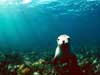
[68,38,70,41]
[57,39,60,41]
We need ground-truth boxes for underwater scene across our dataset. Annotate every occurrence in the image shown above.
[0,0,100,75]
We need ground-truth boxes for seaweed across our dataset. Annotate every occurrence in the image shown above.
[0,46,100,75]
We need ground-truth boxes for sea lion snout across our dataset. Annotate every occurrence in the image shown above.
[63,40,65,44]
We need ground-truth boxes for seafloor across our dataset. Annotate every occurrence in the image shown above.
[0,46,100,75]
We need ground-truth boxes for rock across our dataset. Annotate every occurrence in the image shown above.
[33,72,40,75]
[21,67,31,75]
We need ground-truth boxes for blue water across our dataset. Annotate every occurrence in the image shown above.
[0,0,100,50]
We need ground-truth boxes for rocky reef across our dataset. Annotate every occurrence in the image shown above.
[0,46,100,75]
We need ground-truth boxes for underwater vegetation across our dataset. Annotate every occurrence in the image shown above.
[0,46,100,75]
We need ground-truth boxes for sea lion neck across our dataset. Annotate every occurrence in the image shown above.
[60,43,70,55]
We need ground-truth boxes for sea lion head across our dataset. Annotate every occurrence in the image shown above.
[57,34,70,46]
